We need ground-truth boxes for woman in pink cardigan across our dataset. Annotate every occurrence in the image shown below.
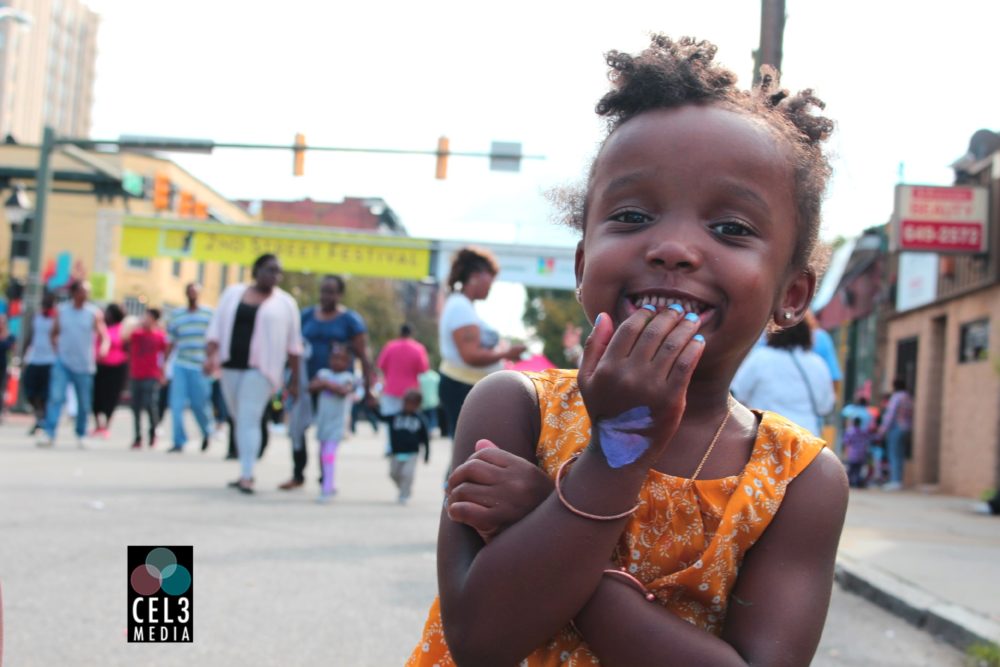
[205,254,302,493]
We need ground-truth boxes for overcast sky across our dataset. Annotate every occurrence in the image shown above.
[84,0,1000,336]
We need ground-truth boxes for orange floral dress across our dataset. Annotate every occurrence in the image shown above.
[408,369,825,666]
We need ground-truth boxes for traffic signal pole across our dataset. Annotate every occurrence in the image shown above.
[17,126,55,359]
[19,128,544,341]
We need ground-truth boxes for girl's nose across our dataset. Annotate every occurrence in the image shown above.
[644,226,703,271]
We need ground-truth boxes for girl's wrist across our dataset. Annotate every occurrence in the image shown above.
[587,422,661,472]
[559,447,648,518]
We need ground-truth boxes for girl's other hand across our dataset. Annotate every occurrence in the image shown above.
[446,439,553,543]
[578,307,705,466]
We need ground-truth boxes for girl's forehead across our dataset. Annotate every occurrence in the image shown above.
[587,106,794,208]
[597,105,788,172]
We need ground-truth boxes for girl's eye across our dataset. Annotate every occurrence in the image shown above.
[710,221,754,237]
[609,210,652,225]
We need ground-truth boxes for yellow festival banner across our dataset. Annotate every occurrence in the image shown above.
[119,217,433,280]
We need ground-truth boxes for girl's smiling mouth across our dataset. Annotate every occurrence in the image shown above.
[621,290,717,325]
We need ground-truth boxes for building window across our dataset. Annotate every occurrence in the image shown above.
[123,296,146,317]
[959,319,989,363]
[197,262,206,285]
[127,258,150,271]
[220,264,228,289]
[172,260,181,278]
[239,266,246,283]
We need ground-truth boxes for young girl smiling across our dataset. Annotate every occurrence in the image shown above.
[410,35,848,667]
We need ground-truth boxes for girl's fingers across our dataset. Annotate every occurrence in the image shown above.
[650,311,701,369]
[474,439,499,452]
[447,480,501,512]
[662,333,705,393]
[629,305,687,361]
[447,457,501,489]
[601,306,658,361]
[578,312,613,384]
[446,500,498,534]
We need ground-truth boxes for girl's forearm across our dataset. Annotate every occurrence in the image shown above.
[441,448,648,665]
[576,580,747,667]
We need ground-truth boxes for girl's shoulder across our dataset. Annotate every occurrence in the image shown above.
[458,370,542,463]
[520,368,581,406]
[753,411,828,475]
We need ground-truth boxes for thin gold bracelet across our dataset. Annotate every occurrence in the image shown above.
[555,454,640,521]
[603,567,657,602]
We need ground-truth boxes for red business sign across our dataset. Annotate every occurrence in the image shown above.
[894,185,988,253]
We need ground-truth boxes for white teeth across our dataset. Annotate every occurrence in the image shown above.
[631,295,708,313]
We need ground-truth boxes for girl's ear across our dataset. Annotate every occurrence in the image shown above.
[773,269,816,327]
[574,241,585,292]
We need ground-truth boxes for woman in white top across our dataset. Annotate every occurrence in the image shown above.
[438,246,525,441]
[731,320,835,437]
[205,254,302,494]
[24,292,58,434]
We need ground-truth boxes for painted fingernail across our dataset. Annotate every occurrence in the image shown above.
[684,312,699,322]
[668,303,684,313]
[642,304,657,312]
[594,313,603,328]
[693,334,705,343]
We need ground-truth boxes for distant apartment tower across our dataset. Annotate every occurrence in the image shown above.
[0,0,99,142]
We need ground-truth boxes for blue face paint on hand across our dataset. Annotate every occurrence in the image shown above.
[596,406,654,468]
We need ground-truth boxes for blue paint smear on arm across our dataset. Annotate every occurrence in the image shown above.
[597,406,653,468]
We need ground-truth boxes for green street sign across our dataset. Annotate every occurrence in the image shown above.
[122,170,145,198]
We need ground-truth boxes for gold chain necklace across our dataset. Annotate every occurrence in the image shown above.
[685,396,736,488]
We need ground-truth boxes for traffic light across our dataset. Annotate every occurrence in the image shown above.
[153,172,171,210]
[178,191,195,217]
[293,133,306,177]
[435,136,449,180]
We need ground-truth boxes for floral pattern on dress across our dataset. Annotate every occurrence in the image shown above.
[408,369,825,667]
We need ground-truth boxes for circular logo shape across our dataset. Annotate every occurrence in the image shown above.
[129,547,191,596]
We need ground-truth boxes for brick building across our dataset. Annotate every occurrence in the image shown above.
[236,197,405,235]
[882,130,1000,497]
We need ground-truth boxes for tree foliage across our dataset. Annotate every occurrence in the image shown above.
[522,287,590,368]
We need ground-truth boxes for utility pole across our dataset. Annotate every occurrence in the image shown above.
[753,0,786,84]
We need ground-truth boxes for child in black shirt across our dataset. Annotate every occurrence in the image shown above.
[379,389,429,504]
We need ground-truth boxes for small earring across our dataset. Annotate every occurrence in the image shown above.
[575,287,583,303]
[783,312,792,320]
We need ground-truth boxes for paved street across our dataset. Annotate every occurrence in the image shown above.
[0,410,965,666]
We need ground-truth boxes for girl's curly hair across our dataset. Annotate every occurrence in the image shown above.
[559,35,833,274]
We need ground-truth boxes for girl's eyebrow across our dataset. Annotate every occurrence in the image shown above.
[718,181,772,218]
[600,169,658,197]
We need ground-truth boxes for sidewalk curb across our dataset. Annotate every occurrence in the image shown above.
[835,553,1000,652]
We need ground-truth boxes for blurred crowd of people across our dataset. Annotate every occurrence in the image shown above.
[20,248,521,506]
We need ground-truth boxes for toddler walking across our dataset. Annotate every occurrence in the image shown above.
[843,417,870,488]
[308,344,354,502]
[379,389,430,504]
